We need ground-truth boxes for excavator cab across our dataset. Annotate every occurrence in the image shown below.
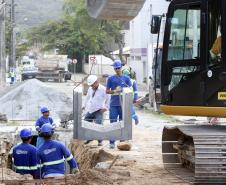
[155,0,226,117]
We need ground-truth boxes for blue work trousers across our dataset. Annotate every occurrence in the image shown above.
[109,106,122,144]
[84,110,103,143]
[132,106,139,122]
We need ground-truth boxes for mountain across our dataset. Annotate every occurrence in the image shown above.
[14,0,64,30]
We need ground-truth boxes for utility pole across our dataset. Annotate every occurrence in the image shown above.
[0,0,6,86]
[9,0,15,69]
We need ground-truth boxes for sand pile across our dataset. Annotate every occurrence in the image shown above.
[0,79,72,121]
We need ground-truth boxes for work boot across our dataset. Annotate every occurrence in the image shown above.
[109,143,115,149]
[84,140,92,145]
[135,119,139,125]
[134,116,139,125]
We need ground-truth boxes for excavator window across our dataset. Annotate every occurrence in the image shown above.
[208,0,221,64]
[168,7,200,61]
[166,5,201,91]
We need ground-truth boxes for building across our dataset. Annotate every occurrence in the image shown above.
[128,0,169,84]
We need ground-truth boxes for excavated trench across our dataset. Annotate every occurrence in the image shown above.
[1,131,126,185]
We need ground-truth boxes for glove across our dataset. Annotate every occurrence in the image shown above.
[71,167,79,174]
[113,86,122,94]
[52,123,56,129]
[36,126,40,132]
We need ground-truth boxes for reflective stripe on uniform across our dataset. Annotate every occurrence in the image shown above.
[66,154,73,161]
[37,164,43,168]
[39,155,74,167]
[43,158,65,166]
[14,165,38,170]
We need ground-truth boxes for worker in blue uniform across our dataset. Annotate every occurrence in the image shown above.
[123,68,139,124]
[35,107,55,148]
[12,128,37,178]
[37,124,79,178]
[106,60,132,149]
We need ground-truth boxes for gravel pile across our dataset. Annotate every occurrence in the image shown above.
[0,79,72,122]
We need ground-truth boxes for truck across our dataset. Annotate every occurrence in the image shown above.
[21,56,38,81]
[35,55,71,82]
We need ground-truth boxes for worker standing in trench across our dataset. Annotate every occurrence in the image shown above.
[35,107,56,148]
[12,128,38,178]
[37,124,79,178]
[83,75,110,146]
[106,60,132,149]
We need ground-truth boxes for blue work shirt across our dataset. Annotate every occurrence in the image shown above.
[106,75,132,106]
[12,143,37,175]
[35,116,53,131]
[37,140,77,178]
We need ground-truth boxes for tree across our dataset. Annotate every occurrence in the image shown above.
[26,0,124,63]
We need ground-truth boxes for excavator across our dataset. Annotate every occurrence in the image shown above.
[87,0,226,183]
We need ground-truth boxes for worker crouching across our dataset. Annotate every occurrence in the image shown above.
[37,124,79,178]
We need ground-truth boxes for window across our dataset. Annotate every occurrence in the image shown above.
[168,8,200,61]
[166,5,201,91]
[208,0,221,63]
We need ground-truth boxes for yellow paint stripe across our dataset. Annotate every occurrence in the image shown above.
[160,105,226,117]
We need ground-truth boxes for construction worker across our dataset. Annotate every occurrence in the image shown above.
[106,60,132,149]
[122,68,139,124]
[35,107,55,148]
[210,36,221,60]
[12,128,37,177]
[37,124,79,178]
[9,69,15,84]
[83,75,109,146]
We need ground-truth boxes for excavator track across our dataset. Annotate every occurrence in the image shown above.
[162,125,226,184]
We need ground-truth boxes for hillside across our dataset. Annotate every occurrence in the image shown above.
[14,0,64,29]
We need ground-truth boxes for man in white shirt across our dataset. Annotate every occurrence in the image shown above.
[83,75,109,146]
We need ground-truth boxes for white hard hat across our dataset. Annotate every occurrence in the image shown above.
[87,75,98,86]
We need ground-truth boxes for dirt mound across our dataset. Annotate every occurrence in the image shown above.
[0,79,72,121]
[70,140,114,171]
[0,168,33,181]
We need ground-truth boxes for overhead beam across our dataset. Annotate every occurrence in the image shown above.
[87,0,145,20]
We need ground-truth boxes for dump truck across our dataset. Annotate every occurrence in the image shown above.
[35,55,71,82]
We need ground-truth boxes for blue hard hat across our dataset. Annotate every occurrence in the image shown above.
[40,123,53,134]
[41,107,49,113]
[112,60,122,69]
[20,128,32,138]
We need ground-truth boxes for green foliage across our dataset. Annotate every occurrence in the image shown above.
[26,0,123,61]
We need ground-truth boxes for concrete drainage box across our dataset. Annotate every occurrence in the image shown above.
[73,88,133,141]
